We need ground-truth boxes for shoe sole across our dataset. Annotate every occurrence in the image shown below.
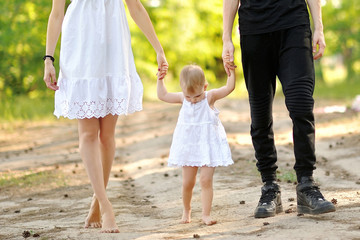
[254,205,283,218]
[297,204,336,215]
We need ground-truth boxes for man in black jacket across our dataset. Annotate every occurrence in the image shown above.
[222,0,336,218]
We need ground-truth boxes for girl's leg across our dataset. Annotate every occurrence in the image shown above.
[182,166,198,223]
[85,115,118,228]
[199,166,216,225]
[78,118,119,233]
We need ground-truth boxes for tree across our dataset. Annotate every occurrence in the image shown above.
[322,0,360,81]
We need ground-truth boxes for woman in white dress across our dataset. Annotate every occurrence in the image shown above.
[43,0,168,233]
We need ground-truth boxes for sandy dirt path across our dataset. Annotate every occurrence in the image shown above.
[0,99,359,240]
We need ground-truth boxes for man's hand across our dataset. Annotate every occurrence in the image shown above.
[222,40,236,76]
[312,29,326,60]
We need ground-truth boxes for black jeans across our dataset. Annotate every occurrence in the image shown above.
[240,25,316,183]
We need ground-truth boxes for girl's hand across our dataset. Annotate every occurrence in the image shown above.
[223,53,237,75]
[43,61,59,91]
[156,51,168,80]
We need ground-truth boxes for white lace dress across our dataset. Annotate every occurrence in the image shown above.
[54,0,143,119]
[168,92,233,167]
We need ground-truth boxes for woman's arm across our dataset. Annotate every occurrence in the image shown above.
[125,0,168,79]
[43,0,66,91]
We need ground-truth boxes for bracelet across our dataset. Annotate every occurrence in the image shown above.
[43,55,55,63]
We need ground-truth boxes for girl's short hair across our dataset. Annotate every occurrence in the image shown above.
[180,65,206,93]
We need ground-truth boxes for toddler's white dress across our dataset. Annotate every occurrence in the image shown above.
[168,92,233,167]
[54,0,143,119]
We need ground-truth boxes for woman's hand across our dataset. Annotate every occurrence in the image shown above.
[43,60,59,91]
[156,51,168,80]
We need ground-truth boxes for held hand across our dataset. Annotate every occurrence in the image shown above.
[222,41,236,76]
[43,61,59,91]
[312,29,326,60]
[156,51,168,80]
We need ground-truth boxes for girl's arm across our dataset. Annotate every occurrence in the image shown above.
[157,78,183,104]
[125,0,168,79]
[306,0,326,60]
[208,68,236,105]
[43,0,66,91]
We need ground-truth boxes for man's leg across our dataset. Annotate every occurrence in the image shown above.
[241,32,282,218]
[278,24,335,215]
[241,33,278,182]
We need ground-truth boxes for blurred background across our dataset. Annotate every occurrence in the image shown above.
[0,0,359,120]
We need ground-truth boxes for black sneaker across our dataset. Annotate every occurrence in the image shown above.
[254,181,283,218]
[296,176,336,215]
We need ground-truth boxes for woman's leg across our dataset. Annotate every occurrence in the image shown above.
[182,166,198,223]
[78,117,119,233]
[85,115,118,228]
[199,166,216,225]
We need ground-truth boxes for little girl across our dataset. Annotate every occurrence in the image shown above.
[157,64,235,225]
[43,0,167,233]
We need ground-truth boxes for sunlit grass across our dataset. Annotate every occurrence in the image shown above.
[277,169,297,183]
[0,95,56,122]
[0,170,67,189]
[314,79,360,100]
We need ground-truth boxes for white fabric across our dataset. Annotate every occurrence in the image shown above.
[54,0,143,119]
[168,92,234,167]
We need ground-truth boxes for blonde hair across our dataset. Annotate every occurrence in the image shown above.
[180,65,206,93]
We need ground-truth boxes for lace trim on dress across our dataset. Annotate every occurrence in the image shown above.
[54,98,142,119]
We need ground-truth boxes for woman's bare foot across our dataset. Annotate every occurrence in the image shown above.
[84,195,102,228]
[100,203,119,233]
[181,209,191,224]
[202,215,217,226]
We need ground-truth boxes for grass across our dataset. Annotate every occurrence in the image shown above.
[314,79,360,100]
[0,170,67,189]
[0,95,56,122]
[277,169,297,183]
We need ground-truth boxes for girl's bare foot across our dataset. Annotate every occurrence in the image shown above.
[181,209,191,224]
[84,195,102,228]
[100,204,119,233]
[202,215,217,226]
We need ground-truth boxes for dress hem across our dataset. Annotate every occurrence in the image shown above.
[54,107,143,120]
[168,162,234,168]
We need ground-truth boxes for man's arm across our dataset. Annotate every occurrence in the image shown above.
[306,0,326,60]
[222,0,240,76]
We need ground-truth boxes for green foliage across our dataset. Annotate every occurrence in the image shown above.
[322,0,360,80]
[0,0,53,97]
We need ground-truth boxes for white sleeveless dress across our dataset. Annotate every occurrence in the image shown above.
[54,0,143,119]
[168,92,233,167]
